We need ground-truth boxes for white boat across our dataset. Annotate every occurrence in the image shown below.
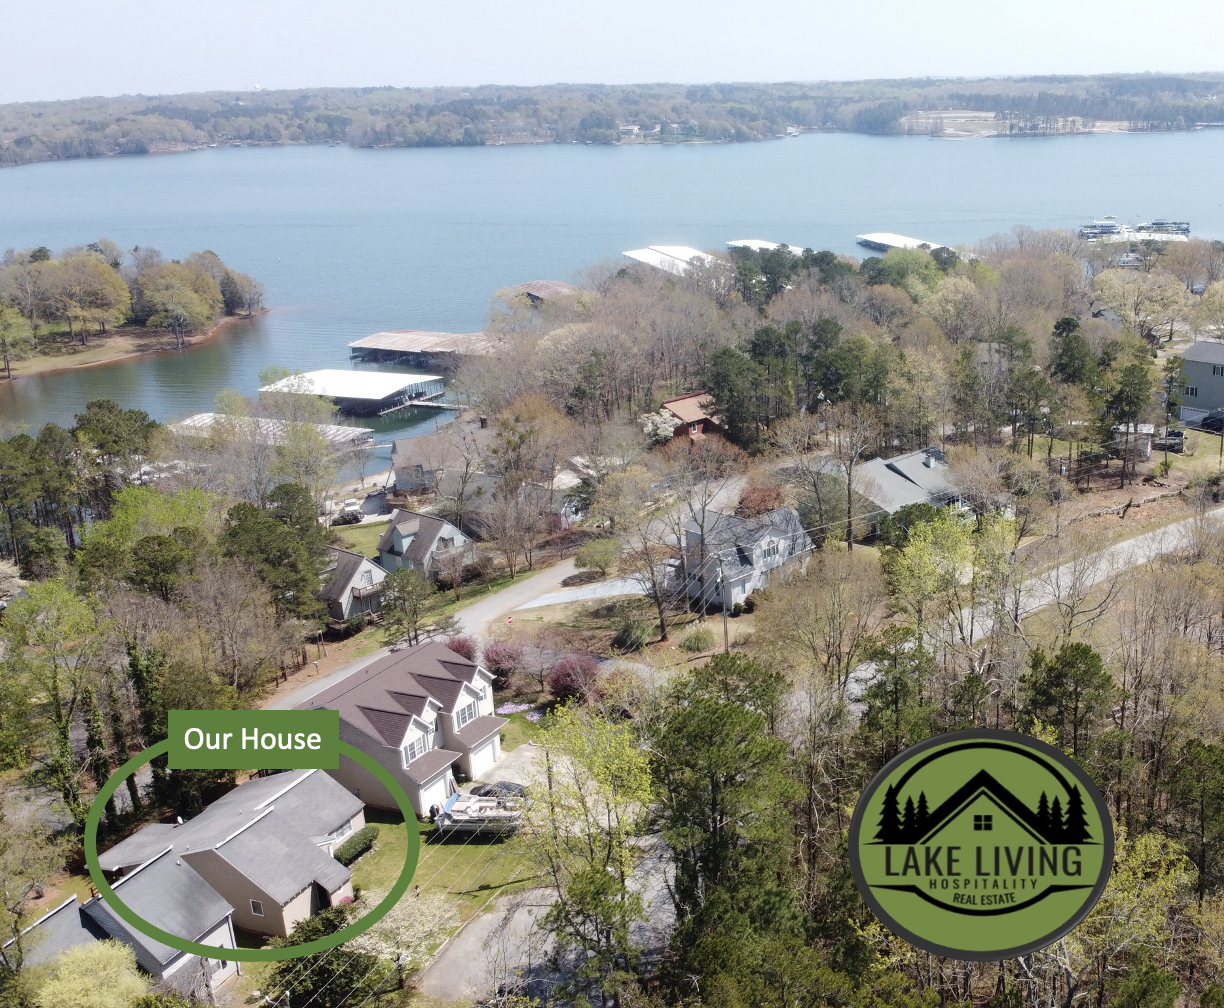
[434,791,523,837]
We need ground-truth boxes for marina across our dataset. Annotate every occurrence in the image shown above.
[1077,216,1192,241]
[258,369,446,416]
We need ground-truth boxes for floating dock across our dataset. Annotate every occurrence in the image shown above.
[259,369,445,417]
[855,232,949,253]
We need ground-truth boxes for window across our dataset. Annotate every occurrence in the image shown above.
[438,537,454,550]
[475,682,487,701]
[973,815,992,831]
[1214,365,1224,377]
[456,701,478,729]
[1184,385,1199,397]
[250,899,264,916]
[359,569,373,587]
[333,820,352,839]
[690,423,700,434]
[404,734,429,764]
[413,464,424,478]
[762,540,779,561]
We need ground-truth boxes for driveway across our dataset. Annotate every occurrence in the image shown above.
[514,576,644,610]
[455,559,578,636]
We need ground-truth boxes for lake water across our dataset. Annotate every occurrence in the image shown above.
[2,129,1223,454]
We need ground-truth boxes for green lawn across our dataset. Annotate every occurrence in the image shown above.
[334,519,391,558]
[351,808,536,921]
[499,713,540,751]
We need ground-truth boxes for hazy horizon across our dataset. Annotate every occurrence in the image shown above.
[2,0,1221,105]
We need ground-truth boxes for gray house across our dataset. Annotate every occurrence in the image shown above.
[683,506,812,608]
[98,769,363,938]
[1177,340,1224,419]
[377,509,473,579]
[317,547,387,625]
[855,447,957,516]
[15,849,239,998]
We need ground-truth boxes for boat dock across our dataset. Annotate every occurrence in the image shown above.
[856,232,949,253]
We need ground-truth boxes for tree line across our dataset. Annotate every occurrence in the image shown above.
[4,74,1224,167]
[0,241,263,361]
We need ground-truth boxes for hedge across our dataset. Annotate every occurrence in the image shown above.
[334,824,379,866]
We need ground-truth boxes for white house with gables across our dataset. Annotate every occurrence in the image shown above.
[299,640,504,817]
[377,509,474,579]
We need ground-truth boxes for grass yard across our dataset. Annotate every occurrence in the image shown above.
[498,713,540,751]
[352,808,537,922]
[334,518,391,558]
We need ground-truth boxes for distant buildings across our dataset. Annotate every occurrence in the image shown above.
[657,391,725,441]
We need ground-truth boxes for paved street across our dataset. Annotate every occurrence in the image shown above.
[454,559,578,635]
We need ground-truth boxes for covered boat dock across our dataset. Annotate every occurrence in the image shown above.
[259,369,445,416]
[347,330,498,370]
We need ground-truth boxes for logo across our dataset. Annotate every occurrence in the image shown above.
[848,730,1114,960]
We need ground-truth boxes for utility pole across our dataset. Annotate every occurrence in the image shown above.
[715,557,729,654]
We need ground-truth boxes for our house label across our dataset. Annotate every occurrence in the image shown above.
[848,729,1114,960]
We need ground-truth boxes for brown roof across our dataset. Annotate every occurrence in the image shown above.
[660,391,722,426]
[516,280,578,301]
[347,330,499,355]
[406,748,461,784]
[457,714,507,748]
[300,639,486,746]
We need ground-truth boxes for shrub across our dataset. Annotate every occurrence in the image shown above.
[679,626,717,652]
[445,635,478,662]
[548,655,601,701]
[742,594,756,614]
[731,602,744,617]
[612,618,651,652]
[334,824,379,866]
[483,639,525,689]
[344,614,367,636]
[574,538,620,576]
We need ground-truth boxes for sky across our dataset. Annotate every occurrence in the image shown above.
[2,0,1223,104]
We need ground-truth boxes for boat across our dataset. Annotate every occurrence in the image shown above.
[1078,216,1125,239]
[1137,219,1191,235]
[433,791,523,837]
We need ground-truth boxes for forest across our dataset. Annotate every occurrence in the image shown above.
[2,73,1224,167]
[6,225,1224,1008]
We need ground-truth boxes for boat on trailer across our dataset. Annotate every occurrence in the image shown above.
[434,791,523,837]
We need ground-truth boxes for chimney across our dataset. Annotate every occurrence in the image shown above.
[923,455,932,468]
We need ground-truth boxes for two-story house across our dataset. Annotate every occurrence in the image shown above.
[317,547,388,626]
[1177,340,1224,419]
[377,509,474,580]
[97,769,363,938]
[299,640,505,817]
[683,506,812,608]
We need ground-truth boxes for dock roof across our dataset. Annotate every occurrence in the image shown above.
[623,245,718,275]
[515,280,578,301]
[726,239,805,255]
[856,232,948,253]
[348,330,498,355]
[170,413,374,449]
[259,369,441,401]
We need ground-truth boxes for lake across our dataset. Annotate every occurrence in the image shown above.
[1,129,1223,455]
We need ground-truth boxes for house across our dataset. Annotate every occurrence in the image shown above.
[97,769,363,938]
[855,447,957,517]
[1177,340,1224,419]
[390,414,498,498]
[683,506,812,608]
[377,509,474,579]
[299,640,505,817]
[317,548,387,626]
[15,849,239,998]
[658,391,726,440]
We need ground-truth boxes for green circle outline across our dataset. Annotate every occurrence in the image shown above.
[84,739,420,962]
[847,729,1115,962]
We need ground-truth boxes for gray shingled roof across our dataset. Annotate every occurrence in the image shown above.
[205,769,363,839]
[376,509,454,565]
[212,810,350,905]
[13,897,109,969]
[85,850,233,971]
[318,548,380,603]
[1183,340,1224,365]
[685,507,811,578]
[856,448,955,514]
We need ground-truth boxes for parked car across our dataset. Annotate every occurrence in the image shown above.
[470,781,527,798]
[1202,411,1224,433]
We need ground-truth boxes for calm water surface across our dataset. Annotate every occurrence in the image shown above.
[2,130,1224,452]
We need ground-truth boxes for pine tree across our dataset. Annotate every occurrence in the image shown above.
[82,685,115,824]
[1062,786,1092,843]
[875,784,902,842]
[1049,796,1064,841]
[1037,792,1051,833]
[902,797,917,840]
[916,792,930,836]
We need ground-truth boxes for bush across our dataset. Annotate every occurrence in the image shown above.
[742,594,756,614]
[574,538,620,576]
[612,618,651,652]
[731,602,744,617]
[548,655,601,701]
[445,635,478,662]
[334,824,379,866]
[483,639,525,688]
[344,614,367,635]
[679,626,717,652]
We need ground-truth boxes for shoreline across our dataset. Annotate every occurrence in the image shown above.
[1,310,267,382]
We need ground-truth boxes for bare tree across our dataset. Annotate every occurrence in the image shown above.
[822,401,880,549]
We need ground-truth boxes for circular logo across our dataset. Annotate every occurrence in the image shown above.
[848,729,1114,960]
